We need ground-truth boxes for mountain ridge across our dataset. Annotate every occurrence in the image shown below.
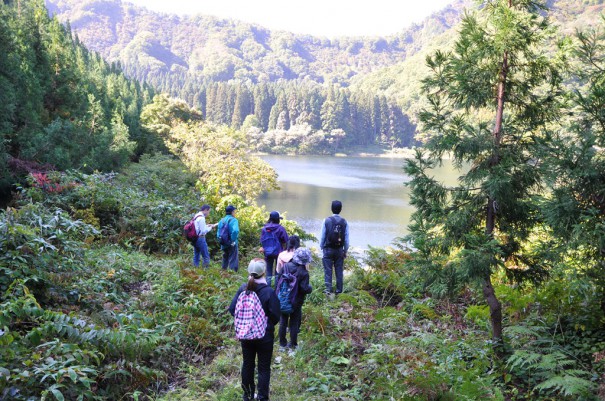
[46,0,472,85]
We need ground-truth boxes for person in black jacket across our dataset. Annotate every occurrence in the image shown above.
[277,247,313,352]
[229,258,281,401]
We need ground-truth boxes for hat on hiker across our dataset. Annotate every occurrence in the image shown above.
[248,258,266,277]
[269,211,282,220]
[292,247,312,266]
[225,205,237,214]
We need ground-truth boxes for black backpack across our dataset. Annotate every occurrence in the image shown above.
[325,216,346,248]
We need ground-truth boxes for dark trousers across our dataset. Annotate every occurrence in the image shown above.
[221,243,239,271]
[241,339,273,401]
[322,247,344,293]
[264,254,277,287]
[278,305,302,348]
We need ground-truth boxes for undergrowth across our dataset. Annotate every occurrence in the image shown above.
[1,161,603,400]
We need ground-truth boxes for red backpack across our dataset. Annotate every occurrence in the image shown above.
[183,215,202,242]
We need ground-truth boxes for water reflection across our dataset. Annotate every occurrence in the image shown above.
[258,155,456,250]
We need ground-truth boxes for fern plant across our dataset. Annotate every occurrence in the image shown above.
[506,337,597,399]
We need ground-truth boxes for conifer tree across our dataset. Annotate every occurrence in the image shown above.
[231,84,252,129]
[404,0,563,342]
[336,89,352,137]
[0,6,16,179]
[253,84,273,131]
[268,93,288,130]
[306,87,323,130]
[378,96,390,141]
[214,83,231,125]
[371,95,381,144]
[542,21,605,316]
[321,86,339,132]
[205,84,217,122]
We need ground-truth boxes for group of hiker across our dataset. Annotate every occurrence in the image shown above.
[186,200,350,401]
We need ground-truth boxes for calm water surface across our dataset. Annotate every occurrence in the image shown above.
[258,155,458,250]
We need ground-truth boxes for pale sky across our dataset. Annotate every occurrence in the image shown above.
[125,0,455,38]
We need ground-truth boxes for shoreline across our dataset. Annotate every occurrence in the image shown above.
[255,146,419,159]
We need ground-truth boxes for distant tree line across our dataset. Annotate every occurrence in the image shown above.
[122,66,418,153]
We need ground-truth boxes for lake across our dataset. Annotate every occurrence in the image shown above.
[257,155,458,250]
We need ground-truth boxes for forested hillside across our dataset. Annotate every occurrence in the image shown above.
[44,0,476,151]
[44,0,605,153]
[0,0,157,203]
[351,0,605,121]
[44,0,469,85]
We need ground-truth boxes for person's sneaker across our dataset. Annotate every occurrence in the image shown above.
[288,347,297,357]
[279,346,288,352]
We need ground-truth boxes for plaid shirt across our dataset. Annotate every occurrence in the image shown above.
[234,290,268,340]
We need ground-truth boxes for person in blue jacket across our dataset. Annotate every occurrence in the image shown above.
[229,259,281,401]
[217,205,240,271]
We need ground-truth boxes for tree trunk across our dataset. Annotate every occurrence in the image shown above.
[483,275,503,341]
[484,48,509,343]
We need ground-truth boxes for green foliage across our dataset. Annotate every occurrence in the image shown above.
[142,95,279,202]
[507,341,597,399]
[354,242,489,308]
[0,199,244,400]
[0,203,98,299]
[465,304,491,329]
[3,3,605,400]
[0,0,155,204]
[540,17,605,314]
[15,162,193,254]
[499,274,605,400]
[404,0,567,341]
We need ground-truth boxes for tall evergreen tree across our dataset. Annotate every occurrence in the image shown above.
[253,83,273,131]
[205,83,217,122]
[542,21,605,316]
[378,95,390,141]
[213,83,231,125]
[231,84,253,129]
[321,86,339,132]
[287,89,302,126]
[306,87,324,130]
[268,93,288,130]
[0,5,17,182]
[336,89,352,137]
[404,0,563,342]
[368,95,381,145]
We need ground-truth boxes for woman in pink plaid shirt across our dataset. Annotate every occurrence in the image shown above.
[229,259,281,401]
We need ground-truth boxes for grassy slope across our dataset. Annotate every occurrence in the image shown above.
[151,259,495,401]
[4,162,602,400]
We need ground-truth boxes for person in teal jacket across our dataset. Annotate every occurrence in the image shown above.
[217,205,240,271]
